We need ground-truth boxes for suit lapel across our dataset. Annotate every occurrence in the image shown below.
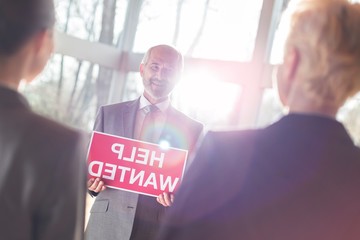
[159,106,180,148]
[123,99,139,139]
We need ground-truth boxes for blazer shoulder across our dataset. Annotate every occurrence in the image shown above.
[3,108,86,171]
[169,107,203,129]
[205,128,260,148]
[8,109,83,156]
[101,99,137,111]
[31,112,81,138]
[6,106,80,138]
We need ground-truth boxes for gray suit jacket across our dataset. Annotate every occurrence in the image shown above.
[86,98,203,240]
[158,114,360,240]
[0,86,86,240]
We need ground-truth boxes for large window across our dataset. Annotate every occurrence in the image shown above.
[122,69,242,128]
[21,54,107,132]
[22,0,267,132]
[55,0,128,45]
[131,0,265,127]
[134,0,264,61]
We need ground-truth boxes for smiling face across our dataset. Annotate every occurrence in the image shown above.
[140,45,182,104]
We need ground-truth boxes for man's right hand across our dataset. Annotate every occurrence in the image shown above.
[88,178,106,193]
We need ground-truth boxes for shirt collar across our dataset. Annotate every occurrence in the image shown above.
[139,94,170,113]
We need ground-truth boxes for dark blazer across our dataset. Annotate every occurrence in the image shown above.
[157,114,360,240]
[0,86,86,240]
[86,98,203,240]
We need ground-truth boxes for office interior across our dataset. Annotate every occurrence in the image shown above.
[20,0,360,224]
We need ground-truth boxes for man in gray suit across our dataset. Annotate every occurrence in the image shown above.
[86,44,203,240]
[157,0,360,240]
[0,0,86,240]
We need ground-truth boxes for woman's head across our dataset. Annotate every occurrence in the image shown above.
[280,0,360,108]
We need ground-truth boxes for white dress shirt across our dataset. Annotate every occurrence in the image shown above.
[134,95,169,142]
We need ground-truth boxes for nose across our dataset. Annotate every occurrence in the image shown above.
[153,67,167,80]
[160,68,173,80]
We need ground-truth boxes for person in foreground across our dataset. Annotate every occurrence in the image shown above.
[0,0,87,239]
[86,44,203,240]
[157,1,360,240]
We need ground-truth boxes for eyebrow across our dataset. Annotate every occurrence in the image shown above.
[149,62,175,69]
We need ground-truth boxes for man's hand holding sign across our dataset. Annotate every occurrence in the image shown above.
[87,131,188,207]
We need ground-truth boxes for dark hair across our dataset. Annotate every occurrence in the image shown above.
[0,0,55,56]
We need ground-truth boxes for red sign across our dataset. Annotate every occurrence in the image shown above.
[87,131,188,197]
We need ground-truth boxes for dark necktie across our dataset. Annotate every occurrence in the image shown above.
[131,104,164,240]
[139,105,160,143]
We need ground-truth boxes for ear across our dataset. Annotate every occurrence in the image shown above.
[26,30,53,82]
[32,30,53,55]
[283,47,299,82]
[139,63,145,78]
[275,46,300,106]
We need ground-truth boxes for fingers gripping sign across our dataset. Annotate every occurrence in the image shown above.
[88,177,106,193]
[157,192,174,207]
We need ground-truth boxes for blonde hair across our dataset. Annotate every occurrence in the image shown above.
[282,0,360,107]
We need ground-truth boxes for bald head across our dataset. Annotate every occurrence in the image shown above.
[141,45,184,73]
